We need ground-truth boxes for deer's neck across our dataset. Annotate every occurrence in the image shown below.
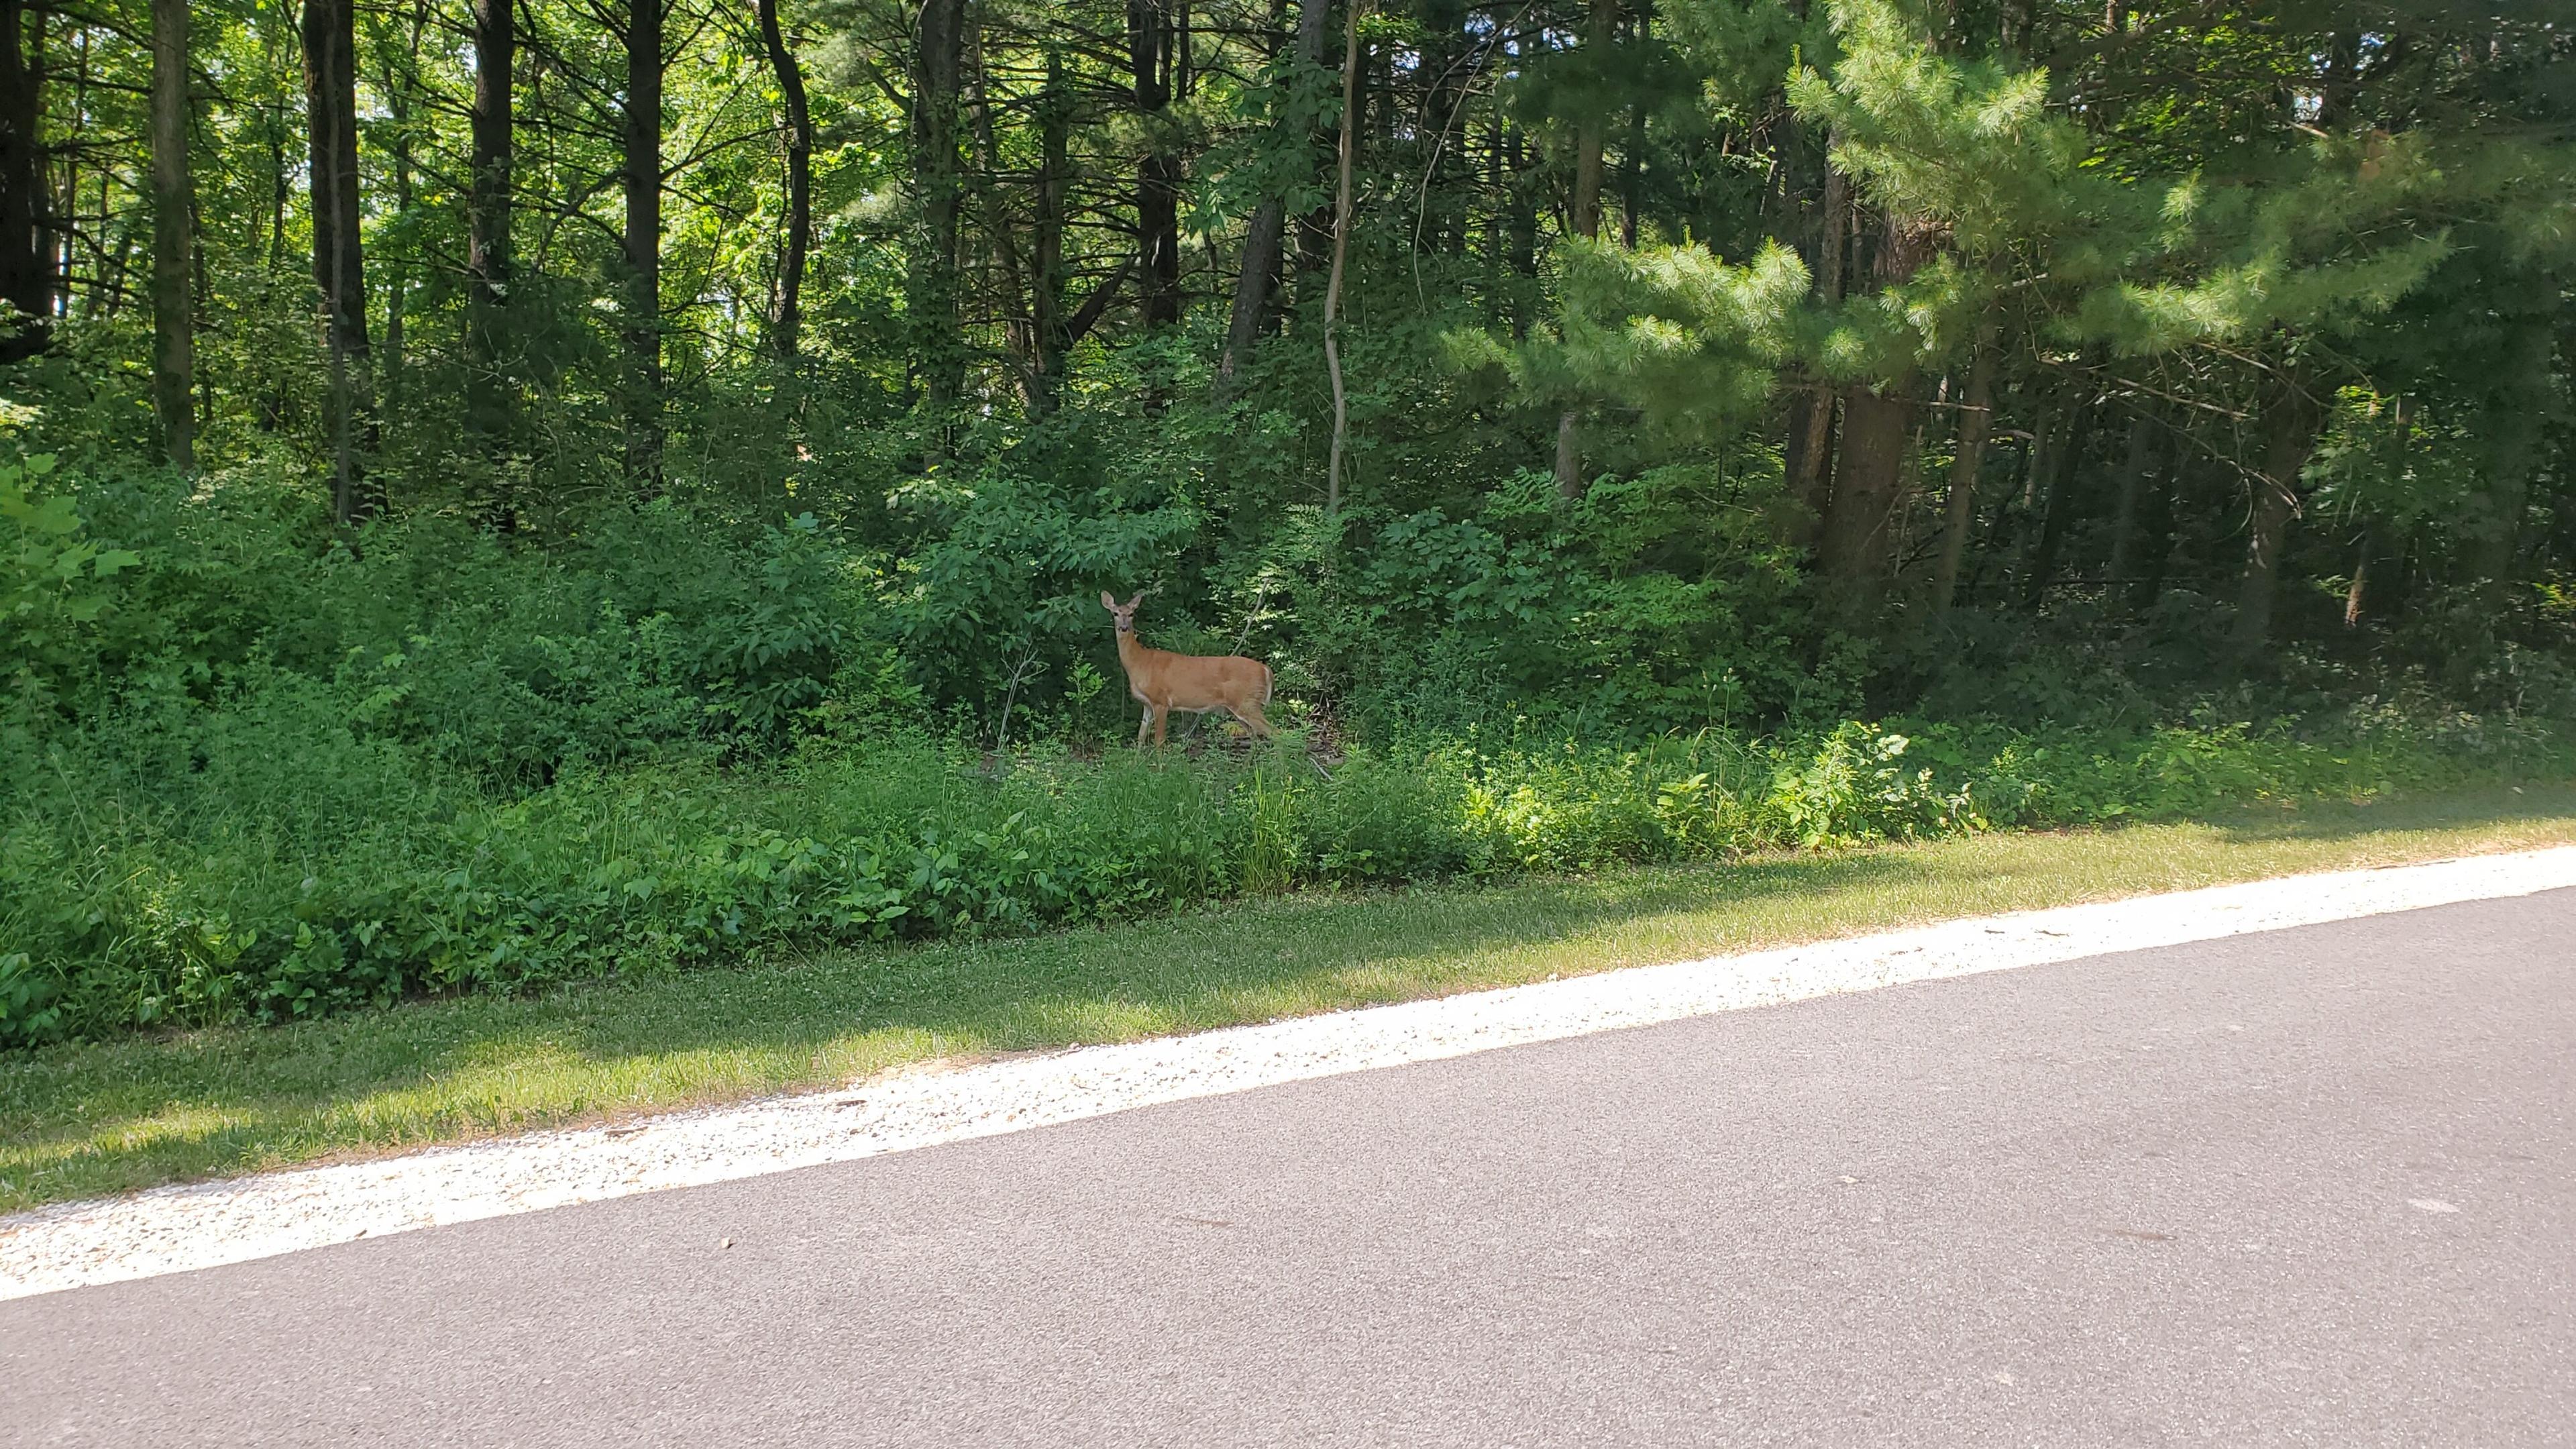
[1116,629,1152,671]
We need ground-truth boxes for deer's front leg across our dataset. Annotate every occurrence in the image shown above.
[1134,704,1155,749]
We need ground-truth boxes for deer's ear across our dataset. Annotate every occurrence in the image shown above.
[1099,591,1118,610]
[1126,592,1145,610]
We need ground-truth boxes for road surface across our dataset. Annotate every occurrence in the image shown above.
[7,890,2573,1446]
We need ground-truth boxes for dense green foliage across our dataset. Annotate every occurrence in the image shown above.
[3,457,2567,1044]
[13,699,2574,1044]
[3,0,2573,1044]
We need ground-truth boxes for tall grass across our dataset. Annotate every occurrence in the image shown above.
[5,686,2568,1049]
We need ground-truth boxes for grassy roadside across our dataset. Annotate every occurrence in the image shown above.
[6,782,2576,1215]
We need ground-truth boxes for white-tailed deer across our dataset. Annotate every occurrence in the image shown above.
[1099,591,1275,747]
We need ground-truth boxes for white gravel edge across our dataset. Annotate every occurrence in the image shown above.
[8,844,2576,1301]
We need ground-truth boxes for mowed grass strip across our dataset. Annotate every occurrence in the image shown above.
[6,784,2575,1215]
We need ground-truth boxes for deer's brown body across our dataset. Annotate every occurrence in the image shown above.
[1101,592,1275,747]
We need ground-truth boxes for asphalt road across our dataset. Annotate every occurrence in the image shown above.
[7,891,2574,1448]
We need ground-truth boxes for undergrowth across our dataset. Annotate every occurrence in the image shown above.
[5,700,2565,1049]
[7,446,2574,1049]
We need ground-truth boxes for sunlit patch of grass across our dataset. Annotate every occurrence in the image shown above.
[5,783,2575,1214]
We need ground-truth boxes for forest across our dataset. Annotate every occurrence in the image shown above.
[1,0,2571,1045]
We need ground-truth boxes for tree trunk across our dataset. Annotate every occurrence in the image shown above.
[1930,341,1993,617]
[382,142,407,402]
[1552,0,1616,500]
[2348,394,2412,627]
[2127,431,2176,614]
[1010,49,1132,417]
[1819,382,1911,608]
[303,0,366,369]
[303,0,372,524]
[1783,149,1848,541]
[0,0,51,362]
[466,0,513,437]
[757,0,810,360]
[93,218,134,322]
[2104,409,2159,586]
[1478,106,1503,319]
[1219,0,1328,386]
[1501,123,1536,337]
[1294,195,1332,305]
[192,218,208,433]
[1129,0,1182,329]
[2343,522,2375,629]
[2019,389,2092,607]
[33,8,55,319]
[623,0,664,487]
[2233,370,2322,654]
[149,0,192,468]
[1415,0,1469,253]
[911,0,966,428]
[966,11,1028,398]
[1619,94,1642,250]
[2018,409,2051,511]
[1322,0,1360,517]
[1784,388,1836,543]
[2470,301,2554,588]
[267,118,287,270]
[253,81,290,435]
[2375,524,2414,623]
[1565,4,1611,244]
[2000,0,2034,50]
[1026,50,1070,410]
[1219,209,1283,386]
[381,1,426,415]
[1816,212,1925,611]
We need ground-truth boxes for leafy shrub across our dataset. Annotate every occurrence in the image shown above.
[2,451,142,724]
[1762,722,1980,848]
[1315,465,1824,736]
[13,453,873,786]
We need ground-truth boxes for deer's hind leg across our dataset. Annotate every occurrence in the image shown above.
[1228,702,1275,739]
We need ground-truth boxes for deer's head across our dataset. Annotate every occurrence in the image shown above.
[1099,590,1145,635]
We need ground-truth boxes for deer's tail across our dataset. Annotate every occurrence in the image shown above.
[1263,663,1275,708]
